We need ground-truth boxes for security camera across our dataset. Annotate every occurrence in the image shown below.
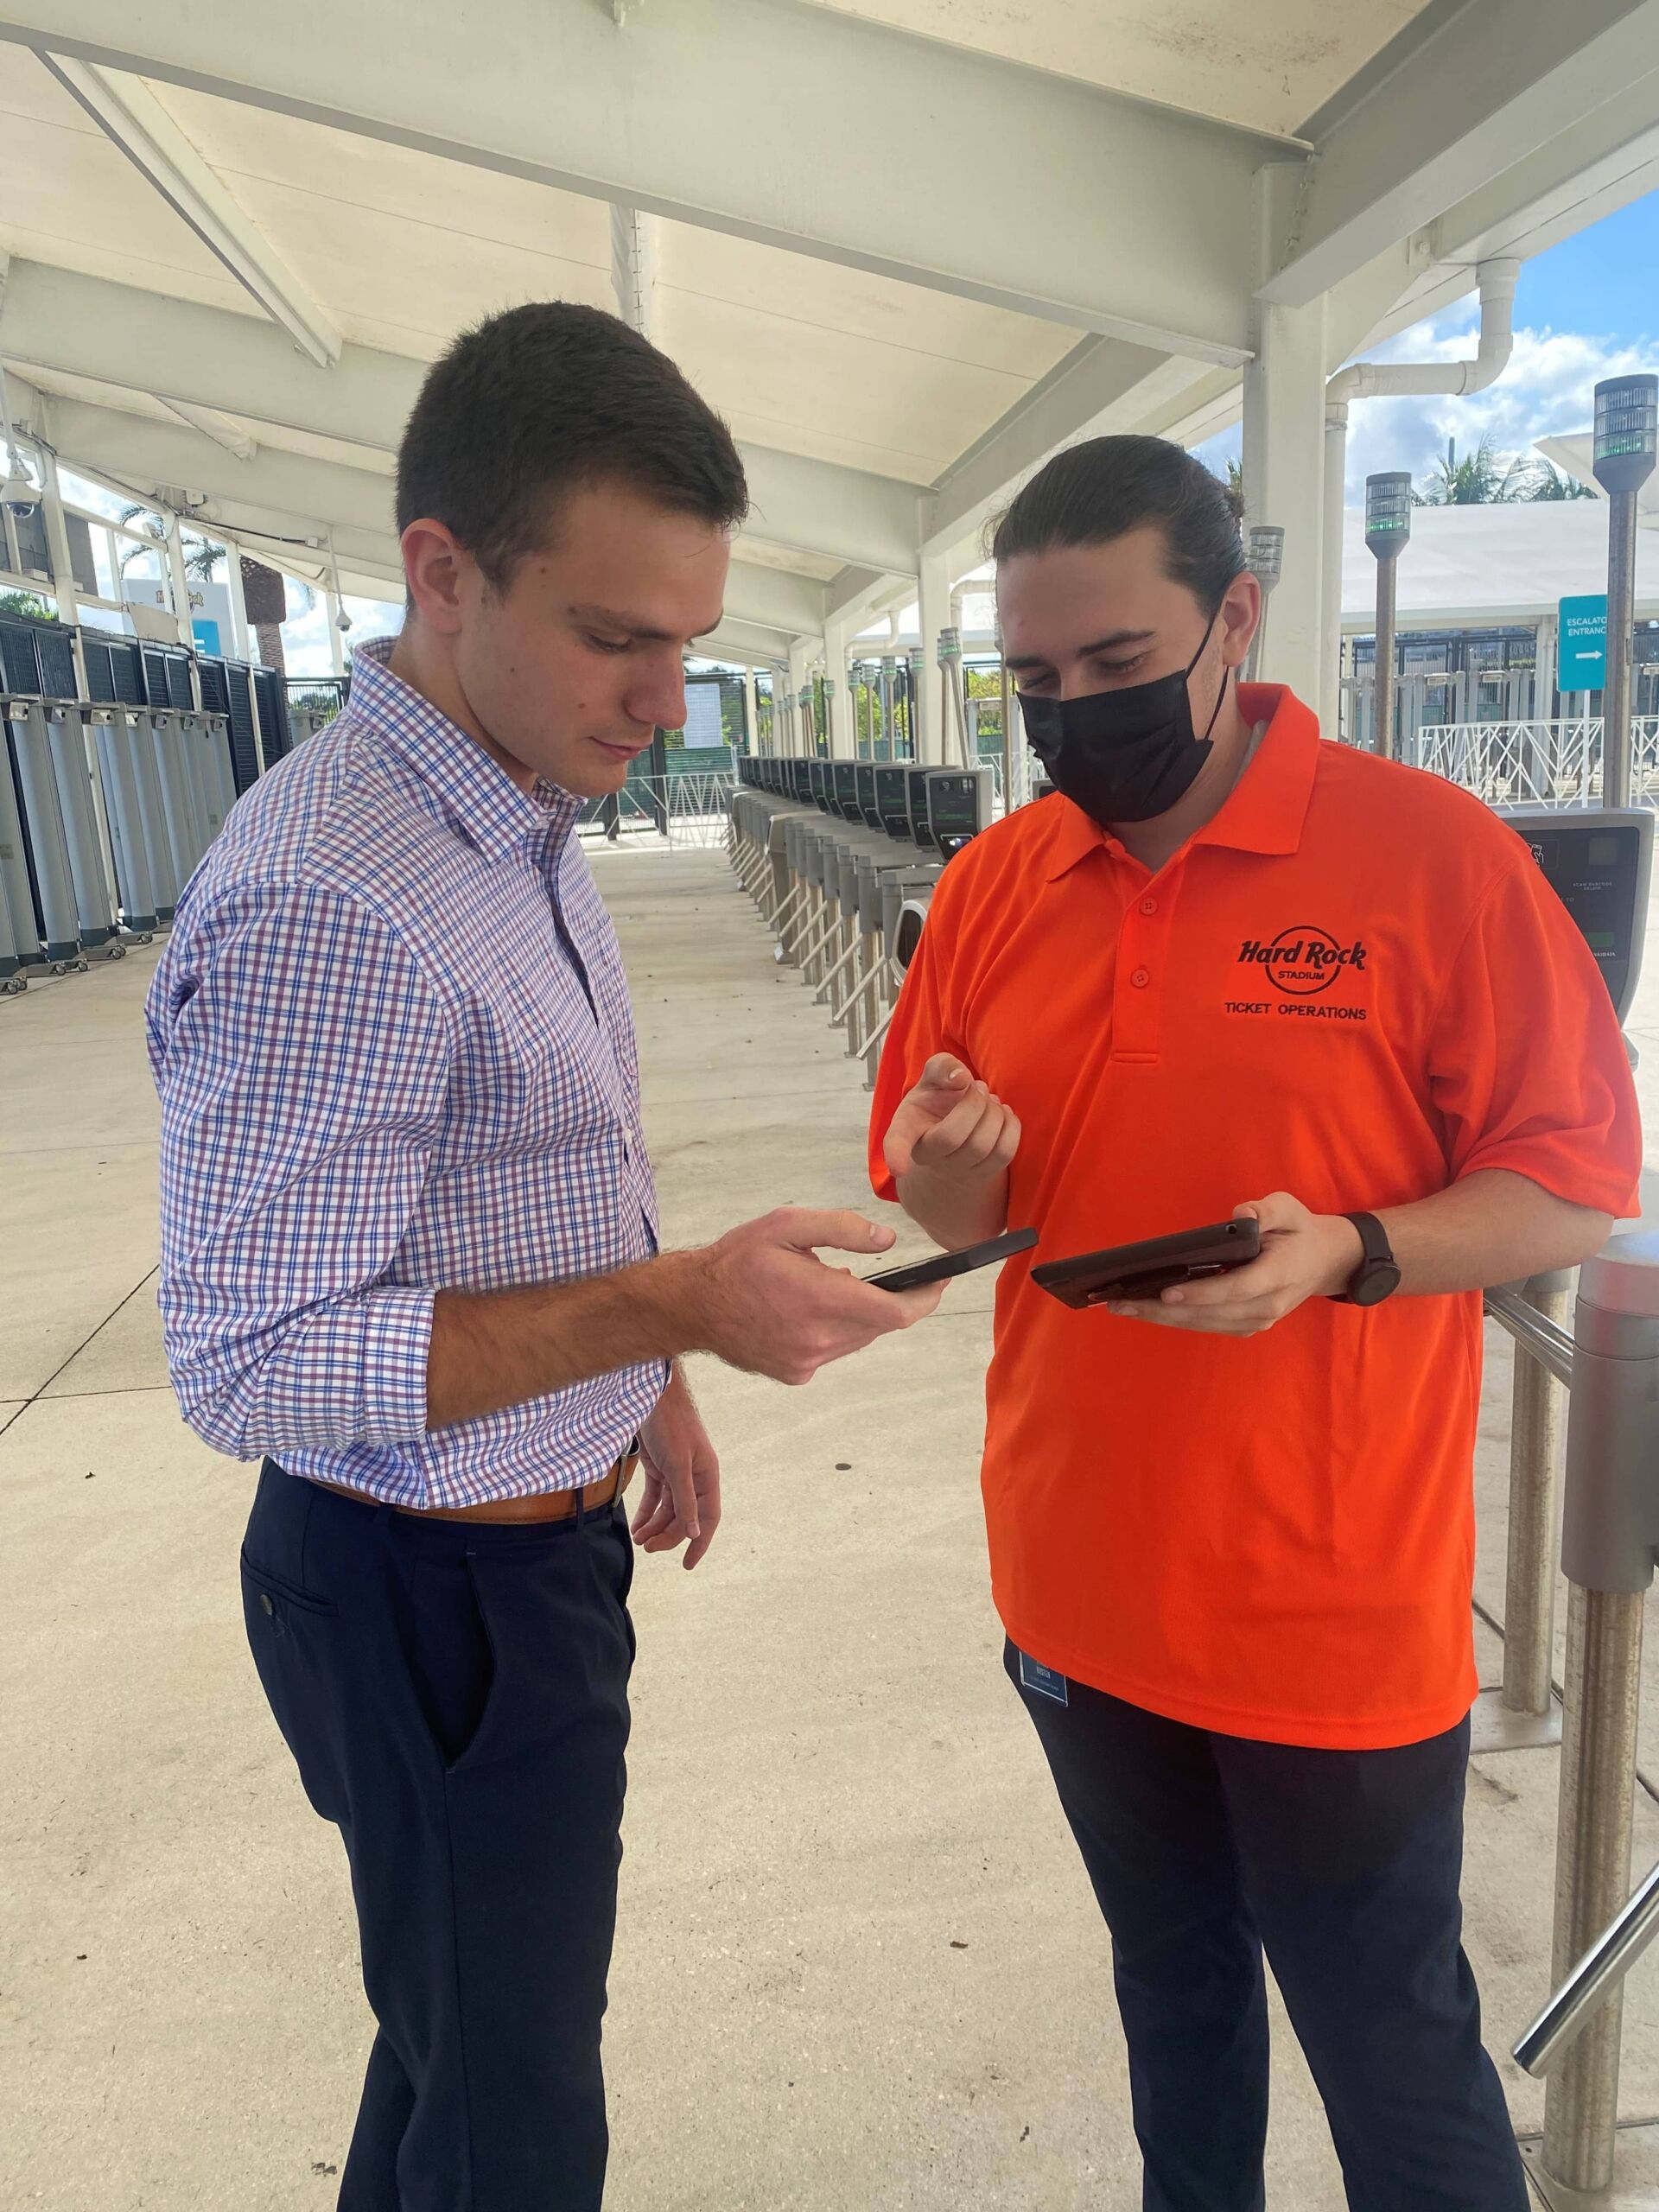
[335,607,353,633]
[0,467,39,521]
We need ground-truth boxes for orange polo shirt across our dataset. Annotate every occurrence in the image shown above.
[869,685,1641,1749]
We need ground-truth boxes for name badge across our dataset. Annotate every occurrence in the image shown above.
[1018,1649,1069,1706]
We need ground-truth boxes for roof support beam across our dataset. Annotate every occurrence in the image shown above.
[161,398,258,461]
[43,395,398,564]
[823,565,912,632]
[2,260,922,574]
[36,54,342,365]
[0,0,1279,359]
[1264,0,1659,305]
[703,617,794,665]
[921,340,1224,558]
[718,560,825,637]
[49,391,833,637]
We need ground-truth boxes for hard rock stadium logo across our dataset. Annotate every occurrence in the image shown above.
[1236,928,1368,998]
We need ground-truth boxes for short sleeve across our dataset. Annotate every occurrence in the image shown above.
[1428,853,1642,1217]
[867,862,976,1205]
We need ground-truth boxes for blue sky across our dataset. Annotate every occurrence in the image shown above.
[1199,187,1659,505]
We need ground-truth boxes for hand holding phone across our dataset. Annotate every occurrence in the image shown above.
[866,1225,1039,1293]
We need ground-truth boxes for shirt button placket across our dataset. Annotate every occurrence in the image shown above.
[1116,876,1174,1053]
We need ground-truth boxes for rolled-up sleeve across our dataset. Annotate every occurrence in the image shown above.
[148,881,451,1459]
[1428,852,1643,1218]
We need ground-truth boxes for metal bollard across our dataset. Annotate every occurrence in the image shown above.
[1475,1271,1573,1750]
[1534,1231,1659,2194]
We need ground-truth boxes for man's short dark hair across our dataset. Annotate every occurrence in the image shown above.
[992,435,1245,615]
[397,302,748,587]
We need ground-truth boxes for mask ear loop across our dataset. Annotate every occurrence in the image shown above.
[1187,603,1230,743]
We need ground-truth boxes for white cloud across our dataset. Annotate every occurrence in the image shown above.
[278,591,400,677]
[1199,313,1659,506]
[1342,311,1659,499]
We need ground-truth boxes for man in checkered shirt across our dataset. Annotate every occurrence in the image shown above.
[147,303,940,2212]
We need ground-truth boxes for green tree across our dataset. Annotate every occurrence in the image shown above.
[1417,435,1530,505]
[116,504,168,573]
[1519,460,1597,501]
[0,588,54,620]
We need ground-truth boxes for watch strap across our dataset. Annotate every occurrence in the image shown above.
[1333,1211,1396,1304]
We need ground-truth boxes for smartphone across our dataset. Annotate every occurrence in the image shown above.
[866,1225,1039,1293]
[1031,1218,1261,1309]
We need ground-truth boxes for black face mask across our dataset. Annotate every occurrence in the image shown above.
[1018,612,1228,825]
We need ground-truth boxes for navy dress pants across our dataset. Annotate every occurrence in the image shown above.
[243,1461,634,2212]
[1007,1643,1529,2212]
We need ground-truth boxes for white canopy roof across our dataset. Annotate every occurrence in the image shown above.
[0,0,1656,657]
[1338,498,1659,630]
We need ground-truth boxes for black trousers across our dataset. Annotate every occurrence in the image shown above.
[1007,1642,1529,2212]
[242,1462,634,2212]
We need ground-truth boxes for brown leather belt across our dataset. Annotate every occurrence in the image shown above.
[312,1452,639,1526]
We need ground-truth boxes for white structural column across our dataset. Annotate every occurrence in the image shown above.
[742,664,758,753]
[225,541,251,660]
[1242,172,1328,716]
[787,639,812,755]
[917,545,950,766]
[37,444,80,625]
[327,594,347,677]
[609,204,657,337]
[823,614,856,757]
[164,511,194,645]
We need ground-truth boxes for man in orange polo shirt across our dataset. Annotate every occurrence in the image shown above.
[870,435,1640,2211]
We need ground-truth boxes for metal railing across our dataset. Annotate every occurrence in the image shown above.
[578,772,736,850]
[1484,1239,1659,2196]
[1406,716,1659,807]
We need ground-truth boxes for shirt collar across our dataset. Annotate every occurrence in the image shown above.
[1042,683,1321,881]
[349,634,584,862]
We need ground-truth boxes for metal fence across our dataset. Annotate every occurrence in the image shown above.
[577,771,736,850]
[1410,716,1659,807]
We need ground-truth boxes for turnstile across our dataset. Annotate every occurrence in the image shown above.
[1494,805,1653,1026]
[2,696,90,973]
[90,706,162,938]
[41,697,123,957]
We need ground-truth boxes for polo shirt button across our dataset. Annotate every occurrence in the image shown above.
[258,1592,274,1617]
[1140,897,1158,915]
[1131,967,1150,988]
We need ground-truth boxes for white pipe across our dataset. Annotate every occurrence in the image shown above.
[1326,258,1517,410]
[1320,258,1519,741]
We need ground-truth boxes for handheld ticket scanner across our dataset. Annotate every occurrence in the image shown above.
[1493,805,1653,1024]
[874,765,913,840]
[916,766,993,858]
[855,763,882,832]
[831,762,861,820]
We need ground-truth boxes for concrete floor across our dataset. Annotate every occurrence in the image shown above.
[4,842,1659,2209]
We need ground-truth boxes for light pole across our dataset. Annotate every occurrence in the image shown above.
[1364,473,1413,760]
[1244,524,1284,684]
[1592,375,1657,809]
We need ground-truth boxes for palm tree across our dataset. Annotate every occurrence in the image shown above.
[116,504,168,572]
[1417,436,1531,505]
[1520,460,1597,502]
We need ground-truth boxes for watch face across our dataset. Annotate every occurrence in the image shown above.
[1351,1261,1402,1308]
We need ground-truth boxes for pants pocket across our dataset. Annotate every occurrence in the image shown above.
[391,1548,500,1772]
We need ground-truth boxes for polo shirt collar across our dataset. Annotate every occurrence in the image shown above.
[1043,683,1321,880]
[352,634,584,861]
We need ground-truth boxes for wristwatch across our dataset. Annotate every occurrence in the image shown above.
[1332,1211,1401,1307]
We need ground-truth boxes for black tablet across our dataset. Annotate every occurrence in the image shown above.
[1031,1219,1261,1309]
